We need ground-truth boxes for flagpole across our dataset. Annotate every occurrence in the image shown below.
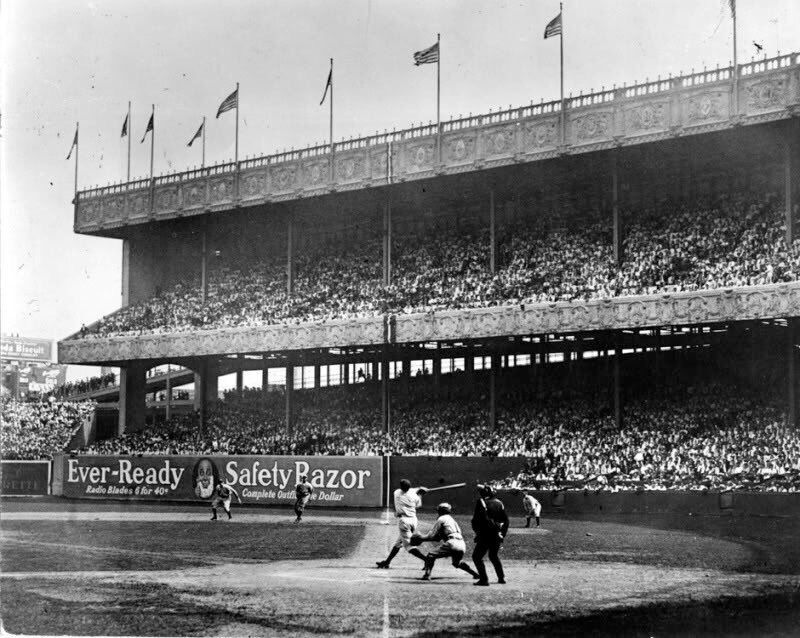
[559,3,565,146]
[731,1,739,115]
[149,104,155,180]
[74,121,79,199]
[127,102,131,181]
[329,58,334,182]
[235,82,240,164]
[202,116,206,168]
[436,32,441,164]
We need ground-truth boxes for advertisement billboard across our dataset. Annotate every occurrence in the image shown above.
[1,337,53,363]
[61,455,383,507]
[1,461,51,495]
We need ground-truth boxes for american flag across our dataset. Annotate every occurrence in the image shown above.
[216,87,238,118]
[320,67,332,105]
[544,12,562,39]
[66,126,78,160]
[140,113,153,143]
[187,121,204,147]
[413,42,439,66]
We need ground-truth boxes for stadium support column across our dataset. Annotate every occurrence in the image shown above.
[613,331,622,429]
[383,202,392,286]
[381,351,391,435]
[287,216,295,296]
[433,343,441,397]
[785,122,796,246]
[285,364,294,436]
[236,355,243,398]
[262,356,269,398]
[611,150,621,266]
[789,319,797,429]
[118,361,146,436]
[194,358,219,437]
[489,353,499,430]
[201,229,208,302]
[489,189,497,274]
[121,239,131,307]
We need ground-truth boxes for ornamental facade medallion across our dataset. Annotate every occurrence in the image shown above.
[573,113,610,142]
[522,120,557,150]
[242,172,266,196]
[185,183,205,206]
[626,102,667,133]
[746,80,785,111]
[686,92,723,122]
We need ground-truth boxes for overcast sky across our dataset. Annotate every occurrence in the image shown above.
[2,0,798,362]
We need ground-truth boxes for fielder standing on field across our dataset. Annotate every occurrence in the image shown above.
[415,502,480,581]
[294,474,314,523]
[376,478,429,568]
[522,491,542,528]
[210,481,241,520]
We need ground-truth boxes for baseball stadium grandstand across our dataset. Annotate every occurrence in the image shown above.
[28,51,797,494]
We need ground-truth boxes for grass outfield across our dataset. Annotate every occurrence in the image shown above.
[1,520,364,572]
[2,502,800,636]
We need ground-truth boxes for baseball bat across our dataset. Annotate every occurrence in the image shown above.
[425,482,467,492]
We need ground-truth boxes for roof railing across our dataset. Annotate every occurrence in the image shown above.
[75,52,797,201]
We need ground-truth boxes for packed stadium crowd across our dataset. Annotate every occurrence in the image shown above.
[1,397,95,460]
[77,193,800,338]
[73,377,800,492]
[47,372,116,399]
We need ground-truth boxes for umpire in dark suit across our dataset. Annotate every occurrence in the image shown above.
[471,484,509,586]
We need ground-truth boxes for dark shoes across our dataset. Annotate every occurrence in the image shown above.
[474,580,490,586]
[498,579,507,584]
[421,555,434,580]
[376,561,390,569]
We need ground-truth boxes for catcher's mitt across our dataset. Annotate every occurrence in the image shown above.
[409,533,425,546]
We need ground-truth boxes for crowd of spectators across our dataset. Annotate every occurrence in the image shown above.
[1,397,95,460]
[77,193,800,338]
[47,372,116,399]
[76,378,800,492]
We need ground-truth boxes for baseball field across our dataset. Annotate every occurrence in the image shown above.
[2,498,800,637]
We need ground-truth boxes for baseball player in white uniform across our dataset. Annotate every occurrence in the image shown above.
[416,503,480,581]
[522,491,542,528]
[375,478,429,568]
[210,481,242,520]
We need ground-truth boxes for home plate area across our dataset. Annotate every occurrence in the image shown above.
[1,503,799,637]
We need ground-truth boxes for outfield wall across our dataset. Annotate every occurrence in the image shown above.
[0,461,51,496]
[52,455,383,508]
[500,489,800,518]
[16,455,800,518]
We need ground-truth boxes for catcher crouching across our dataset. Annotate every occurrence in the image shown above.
[414,503,480,581]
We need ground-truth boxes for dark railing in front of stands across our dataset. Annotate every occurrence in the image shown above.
[75,52,798,203]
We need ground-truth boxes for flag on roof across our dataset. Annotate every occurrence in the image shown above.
[140,113,153,143]
[544,11,562,39]
[413,42,439,65]
[121,113,128,138]
[320,67,332,105]
[66,126,78,160]
[216,87,238,118]
[187,121,204,147]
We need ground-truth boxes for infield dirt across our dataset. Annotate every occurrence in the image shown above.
[2,501,799,636]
